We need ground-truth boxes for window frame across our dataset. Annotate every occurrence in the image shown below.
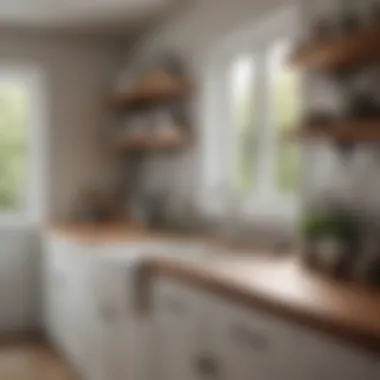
[0,65,47,227]
[201,6,303,224]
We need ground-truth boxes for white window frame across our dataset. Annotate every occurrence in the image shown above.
[200,6,303,225]
[0,65,48,227]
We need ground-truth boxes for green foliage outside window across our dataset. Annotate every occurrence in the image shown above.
[0,83,27,211]
[273,68,300,194]
[231,43,300,195]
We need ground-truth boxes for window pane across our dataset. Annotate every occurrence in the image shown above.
[229,56,256,192]
[269,41,300,194]
[0,81,28,211]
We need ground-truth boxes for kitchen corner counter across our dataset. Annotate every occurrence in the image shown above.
[140,254,380,355]
[45,223,380,355]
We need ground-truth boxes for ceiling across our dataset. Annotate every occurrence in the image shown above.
[0,0,178,35]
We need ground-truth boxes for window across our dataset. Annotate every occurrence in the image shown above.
[0,67,46,224]
[0,80,28,212]
[203,8,301,221]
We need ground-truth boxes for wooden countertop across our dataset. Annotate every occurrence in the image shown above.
[46,222,215,245]
[48,223,380,354]
[142,254,380,355]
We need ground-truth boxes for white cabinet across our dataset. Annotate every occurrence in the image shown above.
[43,234,101,379]
[44,236,380,380]
[152,278,205,380]
[97,258,145,380]
[290,325,379,380]
[44,235,154,380]
[151,278,380,380]
[211,298,379,380]
[210,299,296,380]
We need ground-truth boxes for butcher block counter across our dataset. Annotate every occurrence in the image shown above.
[140,254,380,355]
[47,222,217,245]
[47,223,380,354]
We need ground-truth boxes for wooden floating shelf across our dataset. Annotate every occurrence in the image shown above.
[288,22,380,72]
[111,80,191,110]
[290,120,380,142]
[112,131,190,151]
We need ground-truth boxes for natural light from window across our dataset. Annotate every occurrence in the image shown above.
[205,14,301,221]
[227,39,300,202]
[269,41,300,194]
[0,80,28,213]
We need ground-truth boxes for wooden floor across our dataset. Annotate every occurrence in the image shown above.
[0,340,78,380]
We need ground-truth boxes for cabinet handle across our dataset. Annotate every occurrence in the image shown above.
[194,355,220,377]
[231,324,270,351]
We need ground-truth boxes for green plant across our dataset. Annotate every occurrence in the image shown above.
[301,212,358,241]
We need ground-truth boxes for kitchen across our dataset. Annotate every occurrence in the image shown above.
[0,0,380,380]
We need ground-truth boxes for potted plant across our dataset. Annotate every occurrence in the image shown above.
[301,212,359,276]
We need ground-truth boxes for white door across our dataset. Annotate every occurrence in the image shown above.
[152,278,203,380]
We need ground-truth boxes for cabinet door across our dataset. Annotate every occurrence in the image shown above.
[211,297,378,380]
[97,262,136,380]
[211,299,295,380]
[291,326,379,380]
[152,278,204,380]
[65,242,101,377]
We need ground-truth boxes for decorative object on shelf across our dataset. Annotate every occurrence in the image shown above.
[111,70,191,110]
[335,0,361,36]
[302,111,337,127]
[150,52,188,78]
[288,11,380,72]
[354,221,380,285]
[301,210,360,278]
[128,114,151,134]
[73,187,111,223]
[153,107,178,134]
[342,66,380,119]
[370,0,380,23]
[339,13,360,36]
[347,92,380,120]
[110,54,192,152]
[310,17,335,43]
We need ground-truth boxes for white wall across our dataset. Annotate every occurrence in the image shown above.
[0,30,124,332]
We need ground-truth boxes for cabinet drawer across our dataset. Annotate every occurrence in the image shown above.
[291,327,379,380]
[211,296,379,380]
[153,278,204,319]
[211,299,295,380]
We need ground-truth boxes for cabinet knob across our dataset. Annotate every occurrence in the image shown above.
[195,355,220,377]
